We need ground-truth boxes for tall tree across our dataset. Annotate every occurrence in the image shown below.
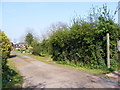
[25,32,33,46]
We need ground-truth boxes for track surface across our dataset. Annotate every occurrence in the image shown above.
[10,52,119,88]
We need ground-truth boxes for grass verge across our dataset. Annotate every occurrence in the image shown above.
[2,58,23,88]
[20,52,110,78]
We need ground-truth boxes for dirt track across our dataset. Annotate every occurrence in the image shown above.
[10,52,119,88]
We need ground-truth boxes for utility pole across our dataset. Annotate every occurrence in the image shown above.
[107,33,110,68]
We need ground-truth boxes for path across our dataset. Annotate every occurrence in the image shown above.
[10,51,119,88]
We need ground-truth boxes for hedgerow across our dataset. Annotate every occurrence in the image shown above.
[48,5,120,70]
[29,5,120,70]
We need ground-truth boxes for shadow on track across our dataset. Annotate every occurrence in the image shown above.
[10,55,17,58]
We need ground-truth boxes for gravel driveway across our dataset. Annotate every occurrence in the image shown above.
[10,52,119,88]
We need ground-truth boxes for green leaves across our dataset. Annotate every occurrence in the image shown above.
[46,4,119,70]
[25,32,33,46]
[0,31,20,88]
[0,31,12,68]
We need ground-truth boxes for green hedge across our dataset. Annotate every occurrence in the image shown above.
[29,5,120,70]
[48,5,120,70]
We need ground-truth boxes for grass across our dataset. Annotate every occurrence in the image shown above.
[2,58,23,88]
[54,61,111,78]
[23,52,55,64]
[20,52,110,78]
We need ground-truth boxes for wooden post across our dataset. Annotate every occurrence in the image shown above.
[107,33,110,68]
[118,40,120,86]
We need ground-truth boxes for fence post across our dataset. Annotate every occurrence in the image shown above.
[118,40,120,86]
[107,33,110,68]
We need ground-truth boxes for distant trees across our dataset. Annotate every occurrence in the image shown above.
[25,32,33,46]
[31,38,49,56]
[31,39,41,55]
[24,32,48,55]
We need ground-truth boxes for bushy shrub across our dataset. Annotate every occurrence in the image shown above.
[31,38,49,56]
[48,5,120,70]
[0,31,12,70]
[0,31,19,88]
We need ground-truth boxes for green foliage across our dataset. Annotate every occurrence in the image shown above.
[2,65,22,88]
[31,39,49,56]
[47,5,120,70]
[25,32,49,55]
[25,32,34,46]
[0,31,22,88]
[0,31,12,70]
[49,23,69,61]
[28,4,119,71]
[31,41,41,55]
